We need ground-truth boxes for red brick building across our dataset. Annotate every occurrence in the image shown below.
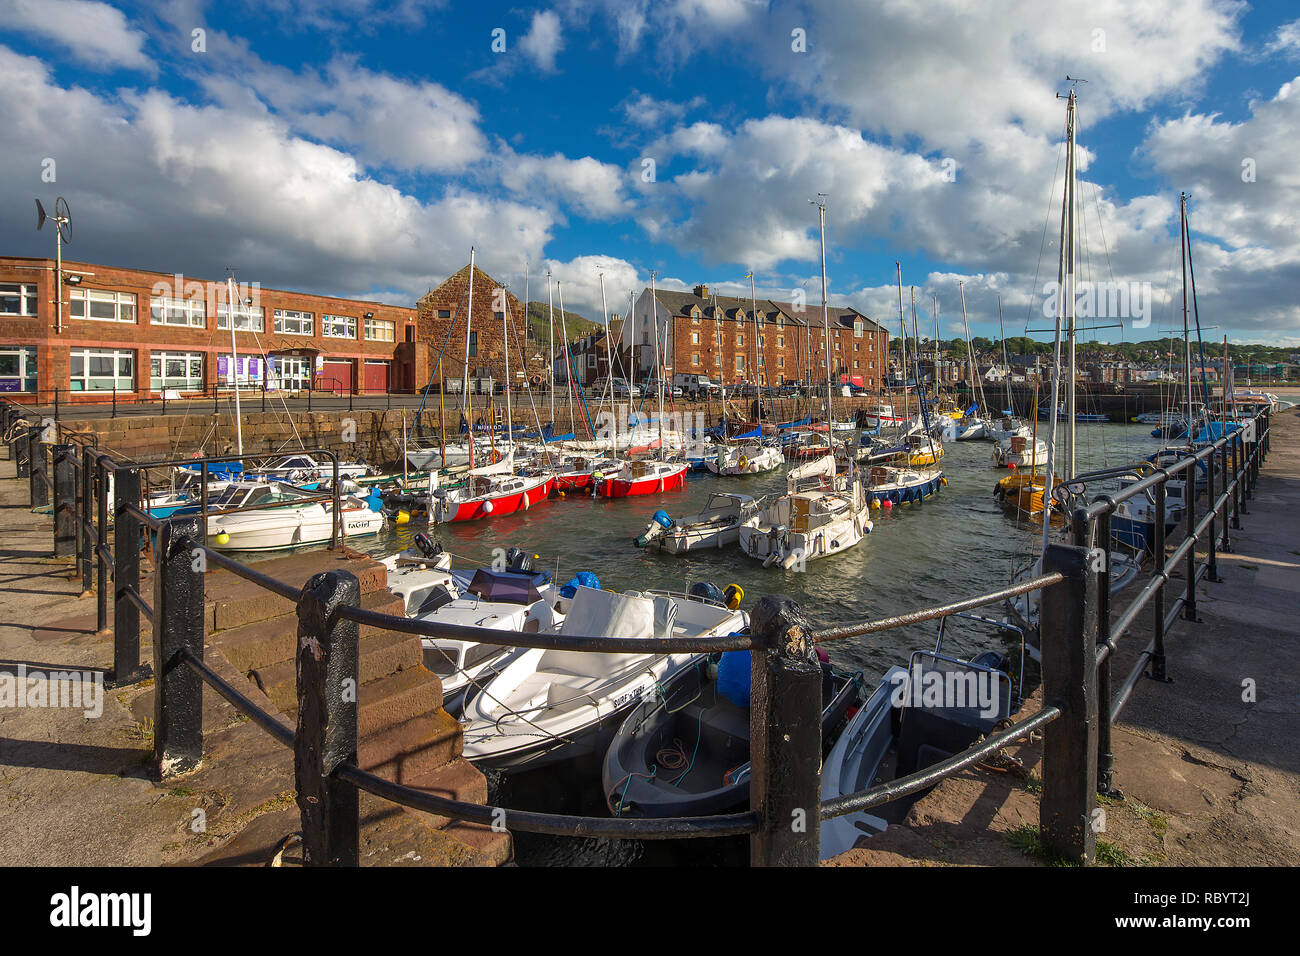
[0,255,419,402]
[624,284,889,391]
[416,264,549,394]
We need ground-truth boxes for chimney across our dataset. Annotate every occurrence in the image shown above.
[693,284,709,299]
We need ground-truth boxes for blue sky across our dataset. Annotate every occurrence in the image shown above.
[3,0,1300,345]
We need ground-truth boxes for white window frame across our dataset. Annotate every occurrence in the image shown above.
[0,345,38,392]
[217,303,265,332]
[150,351,205,391]
[322,314,357,339]
[364,317,395,342]
[150,296,206,328]
[69,348,135,392]
[1,283,39,316]
[69,288,136,323]
[273,308,315,336]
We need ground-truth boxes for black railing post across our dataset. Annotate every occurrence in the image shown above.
[308,387,313,412]
[53,443,77,557]
[1205,450,1221,583]
[748,595,822,867]
[96,458,109,633]
[1039,541,1099,866]
[1231,436,1243,528]
[110,466,146,687]
[1090,510,1120,798]
[152,516,205,777]
[53,387,59,422]
[14,423,30,478]
[81,446,94,594]
[112,384,117,418]
[1219,440,1232,552]
[295,569,361,866]
[29,425,48,509]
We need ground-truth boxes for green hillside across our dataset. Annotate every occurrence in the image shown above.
[524,301,600,347]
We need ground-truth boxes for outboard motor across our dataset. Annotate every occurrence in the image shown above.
[414,533,442,560]
[504,547,535,573]
[634,510,674,548]
[688,582,726,606]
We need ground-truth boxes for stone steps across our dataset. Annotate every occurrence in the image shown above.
[202,549,509,865]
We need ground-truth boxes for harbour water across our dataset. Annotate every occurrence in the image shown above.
[237,421,1170,864]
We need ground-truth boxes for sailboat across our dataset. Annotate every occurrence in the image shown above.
[431,250,555,522]
[999,85,1141,645]
[987,296,1032,443]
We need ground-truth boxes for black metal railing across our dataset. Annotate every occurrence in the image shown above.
[0,398,1276,865]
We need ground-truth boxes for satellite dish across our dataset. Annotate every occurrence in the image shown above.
[56,197,71,244]
[35,198,47,231]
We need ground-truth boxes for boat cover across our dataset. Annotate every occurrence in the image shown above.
[464,569,544,605]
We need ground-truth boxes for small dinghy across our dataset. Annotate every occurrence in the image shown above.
[820,619,1021,859]
[634,493,765,554]
[603,649,861,817]
[461,583,746,771]
[705,443,783,477]
[383,542,566,716]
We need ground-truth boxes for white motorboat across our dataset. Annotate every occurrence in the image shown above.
[986,416,1032,443]
[461,585,746,770]
[381,541,566,716]
[738,455,871,569]
[247,453,373,483]
[862,403,908,430]
[993,434,1049,469]
[206,483,385,551]
[705,442,783,477]
[635,492,766,553]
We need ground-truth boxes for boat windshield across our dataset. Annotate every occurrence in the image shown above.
[463,569,543,605]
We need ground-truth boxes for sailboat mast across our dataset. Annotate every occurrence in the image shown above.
[896,262,909,425]
[816,196,833,425]
[226,273,243,457]
[600,273,617,457]
[557,280,576,437]
[463,247,476,470]
[651,272,664,455]
[503,280,513,451]
[1066,92,1078,476]
[998,295,1013,416]
[1180,193,1193,446]
[912,286,935,456]
[1042,88,1075,555]
[547,270,555,428]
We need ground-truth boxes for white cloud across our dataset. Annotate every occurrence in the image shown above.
[0,0,151,71]
[496,150,629,219]
[0,45,550,303]
[1265,18,1300,60]
[519,10,564,72]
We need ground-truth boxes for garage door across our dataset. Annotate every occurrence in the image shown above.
[363,360,389,393]
[320,360,353,393]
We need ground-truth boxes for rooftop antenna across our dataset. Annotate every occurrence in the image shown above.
[35,197,71,334]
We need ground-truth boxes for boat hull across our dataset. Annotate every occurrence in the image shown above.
[436,476,554,522]
[594,466,687,498]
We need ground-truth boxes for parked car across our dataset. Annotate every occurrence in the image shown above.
[592,376,642,398]
[673,373,722,399]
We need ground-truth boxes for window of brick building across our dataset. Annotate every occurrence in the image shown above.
[150,351,204,391]
[274,309,314,336]
[217,302,265,332]
[322,314,357,338]
[0,346,37,391]
[69,348,134,391]
[151,296,205,328]
[365,317,396,341]
[70,289,136,323]
[1,283,39,316]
